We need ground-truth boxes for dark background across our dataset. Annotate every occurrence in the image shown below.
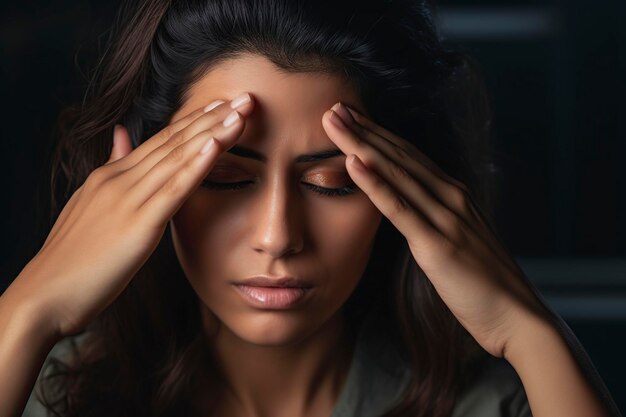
[1,0,624,412]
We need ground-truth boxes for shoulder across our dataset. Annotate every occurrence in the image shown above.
[451,355,532,417]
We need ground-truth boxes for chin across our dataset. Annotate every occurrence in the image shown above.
[220,311,321,347]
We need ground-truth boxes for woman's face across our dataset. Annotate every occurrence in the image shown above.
[169,53,382,346]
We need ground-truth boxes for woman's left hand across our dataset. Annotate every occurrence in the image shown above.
[322,102,553,358]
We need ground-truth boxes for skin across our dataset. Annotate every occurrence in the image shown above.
[0,52,615,417]
[169,53,616,416]
[168,54,382,417]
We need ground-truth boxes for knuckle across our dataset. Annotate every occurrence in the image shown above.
[82,173,120,207]
[438,210,466,242]
[391,143,410,162]
[161,158,196,196]
[162,174,183,195]
[389,161,411,183]
[354,134,368,150]
[166,144,186,164]
[438,224,469,253]
[160,125,175,141]
[436,208,456,229]
[454,179,470,193]
[440,235,462,257]
[94,174,120,198]
[370,169,386,189]
[405,141,421,158]
[85,166,107,187]
[448,184,470,212]
[354,122,367,136]
[167,131,186,147]
[391,194,410,216]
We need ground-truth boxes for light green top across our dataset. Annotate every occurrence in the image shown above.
[23,313,531,417]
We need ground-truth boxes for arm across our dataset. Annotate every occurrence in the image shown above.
[321,103,621,417]
[505,313,621,417]
[0,279,61,417]
[0,99,255,417]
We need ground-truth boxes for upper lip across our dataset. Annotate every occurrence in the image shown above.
[236,275,315,288]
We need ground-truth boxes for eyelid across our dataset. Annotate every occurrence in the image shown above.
[304,172,351,188]
[201,180,357,197]
[208,166,350,180]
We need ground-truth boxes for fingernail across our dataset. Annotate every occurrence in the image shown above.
[200,138,215,155]
[223,110,240,127]
[204,100,225,113]
[331,102,355,125]
[329,110,346,129]
[349,154,367,171]
[230,93,251,109]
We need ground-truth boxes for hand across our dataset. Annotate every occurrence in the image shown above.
[322,102,552,358]
[10,94,254,339]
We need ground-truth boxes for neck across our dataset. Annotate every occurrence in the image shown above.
[200,308,356,417]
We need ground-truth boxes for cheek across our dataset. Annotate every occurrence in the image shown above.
[170,191,382,300]
[309,197,382,284]
[169,193,241,295]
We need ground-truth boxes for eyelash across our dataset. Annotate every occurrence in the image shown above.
[201,180,358,197]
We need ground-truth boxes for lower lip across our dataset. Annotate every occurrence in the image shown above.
[234,284,312,309]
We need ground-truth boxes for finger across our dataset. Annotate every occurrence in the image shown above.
[333,103,488,229]
[345,153,442,252]
[41,97,252,255]
[105,125,134,165]
[337,102,464,186]
[135,132,224,227]
[124,94,253,181]
[341,104,458,181]
[127,104,247,193]
[160,93,253,155]
[333,104,523,277]
[111,93,251,171]
[111,106,207,170]
[324,109,456,236]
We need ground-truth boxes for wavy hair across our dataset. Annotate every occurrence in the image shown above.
[37,0,498,415]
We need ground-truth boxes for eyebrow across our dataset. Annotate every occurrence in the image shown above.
[225,145,344,163]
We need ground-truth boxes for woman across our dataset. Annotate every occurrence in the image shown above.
[0,0,620,416]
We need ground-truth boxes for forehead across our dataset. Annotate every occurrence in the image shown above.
[170,54,365,156]
[174,53,363,120]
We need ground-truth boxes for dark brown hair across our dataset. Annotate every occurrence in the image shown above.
[37,0,498,415]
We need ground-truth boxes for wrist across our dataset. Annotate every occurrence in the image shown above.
[501,309,616,417]
[2,270,63,348]
[11,298,62,349]
[502,310,562,367]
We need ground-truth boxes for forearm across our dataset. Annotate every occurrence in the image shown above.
[504,313,619,417]
[0,281,60,417]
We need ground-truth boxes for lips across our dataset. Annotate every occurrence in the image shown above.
[236,275,314,288]
[233,275,315,309]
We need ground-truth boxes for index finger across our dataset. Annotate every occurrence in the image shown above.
[343,105,448,178]
[117,100,224,168]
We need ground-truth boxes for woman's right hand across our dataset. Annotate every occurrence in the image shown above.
[7,93,254,340]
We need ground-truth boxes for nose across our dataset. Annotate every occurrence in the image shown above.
[251,178,304,258]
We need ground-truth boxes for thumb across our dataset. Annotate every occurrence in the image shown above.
[106,124,133,164]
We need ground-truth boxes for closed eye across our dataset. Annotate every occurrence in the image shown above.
[200,180,357,197]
